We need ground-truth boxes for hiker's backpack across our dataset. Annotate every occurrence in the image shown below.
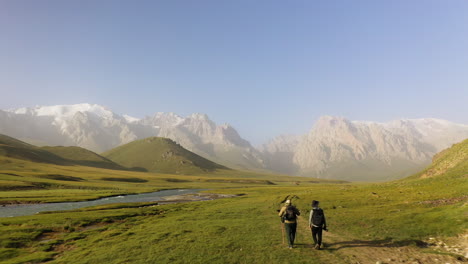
[284,205,297,221]
[311,208,324,226]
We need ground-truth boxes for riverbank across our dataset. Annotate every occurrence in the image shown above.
[1,189,233,217]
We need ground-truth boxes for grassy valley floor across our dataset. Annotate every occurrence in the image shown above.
[1,184,466,263]
[0,156,467,263]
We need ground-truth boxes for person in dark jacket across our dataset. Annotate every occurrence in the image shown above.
[308,200,327,250]
[278,199,300,249]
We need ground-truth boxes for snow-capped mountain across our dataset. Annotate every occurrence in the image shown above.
[3,104,139,151]
[261,116,468,181]
[1,104,468,180]
[0,104,264,170]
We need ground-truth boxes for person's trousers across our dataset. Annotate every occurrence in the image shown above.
[311,226,323,246]
[284,222,297,246]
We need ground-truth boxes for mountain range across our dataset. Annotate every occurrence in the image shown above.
[261,116,468,180]
[1,103,467,181]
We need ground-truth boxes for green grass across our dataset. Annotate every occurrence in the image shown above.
[41,146,125,170]
[0,154,324,204]
[0,134,125,171]
[411,138,468,179]
[0,134,37,149]
[0,189,330,264]
[1,177,466,263]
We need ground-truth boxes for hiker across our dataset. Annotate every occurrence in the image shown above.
[278,199,300,249]
[309,200,327,250]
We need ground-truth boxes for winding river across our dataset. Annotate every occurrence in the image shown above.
[0,189,204,218]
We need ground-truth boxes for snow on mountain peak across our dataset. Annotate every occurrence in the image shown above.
[10,103,115,120]
[123,114,140,123]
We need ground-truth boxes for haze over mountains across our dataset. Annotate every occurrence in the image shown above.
[1,103,467,181]
[261,116,468,180]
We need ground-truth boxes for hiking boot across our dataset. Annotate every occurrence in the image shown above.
[314,244,320,250]
[288,246,293,249]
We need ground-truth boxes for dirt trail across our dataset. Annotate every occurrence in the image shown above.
[288,217,466,264]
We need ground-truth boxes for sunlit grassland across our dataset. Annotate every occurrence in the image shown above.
[0,188,332,264]
[1,172,466,263]
[0,151,466,263]
[0,156,318,204]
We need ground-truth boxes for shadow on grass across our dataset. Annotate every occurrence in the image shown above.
[325,238,428,251]
[293,242,315,249]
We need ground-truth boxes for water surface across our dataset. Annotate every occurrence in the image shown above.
[0,189,203,217]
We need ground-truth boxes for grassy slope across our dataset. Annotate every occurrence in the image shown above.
[415,138,467,179]
[41,146,125,170]
[102,137,228,174]
[0,139,466,263]
[0,134,68,165]
[0,134,126,171]
[0,134,37,149]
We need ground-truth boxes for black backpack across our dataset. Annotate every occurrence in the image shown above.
[284,205,297,221]
[312,208,324,226]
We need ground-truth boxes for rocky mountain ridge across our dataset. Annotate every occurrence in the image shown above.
[1,104,468,181]
[0,104,264,170]
[261,116,468,180]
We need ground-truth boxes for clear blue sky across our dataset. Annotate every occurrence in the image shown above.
[1,0,467,145]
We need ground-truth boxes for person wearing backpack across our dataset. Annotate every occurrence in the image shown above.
[309,200,327,250]
[278,199,300,249]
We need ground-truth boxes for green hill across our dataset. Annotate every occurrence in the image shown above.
[0,134,67,165]
[417,138,468,179]
[0,134,37,149]
[0,134,126,170]
[41,146,126,170]
[102,137,228,174]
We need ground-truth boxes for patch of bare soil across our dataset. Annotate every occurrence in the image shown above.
[293,216,466,264]
[424,233,468,260]
[322,232,465,264]
[418,195,468,206]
